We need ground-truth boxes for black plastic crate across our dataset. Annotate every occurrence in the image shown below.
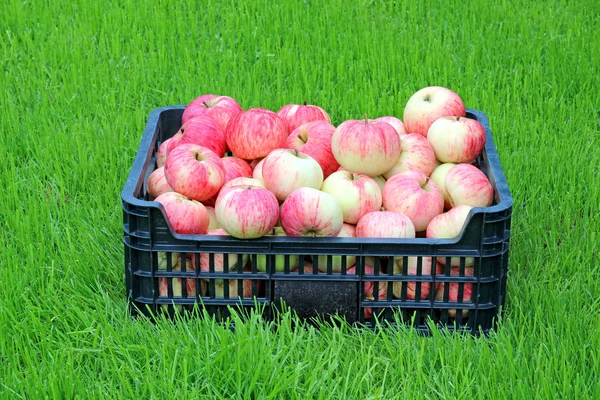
[121,106,513,336]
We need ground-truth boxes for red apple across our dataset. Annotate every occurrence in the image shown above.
[262,149,324,202]
[147,166,174,200]
[225,108,288,160]
[167,116,227,157]
[166,133,183,155]
[154,191,210,234]
[215,186,279,239]
[347,265,388,320]
[316,223,357,272]
[276,102,331,133]
[164,144,225,201]
[221,156,253,182]
[375,116,407,138]
[280,187,343,237]
[382,172,443,232]
[197,228,249,281]
[392,257,443,300]
[434,265,474,318]
[320,170,382,224]
[332,117,401,176]
[156,138,172,168]
[286,120,339,178]
[355,211,416,239]
[250,158,263,169]
[383,133,437,179]
[222,177,266,190]
[182,95,242,131]
[181,94,218,124]
[159,264,207,312]
[425,205,474,267]
[427,116,486,163]
[291,261,315,274]
[445,164,493,207]
[403,86,466,137]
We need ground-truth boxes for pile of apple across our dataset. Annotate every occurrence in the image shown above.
[148,86,494,318]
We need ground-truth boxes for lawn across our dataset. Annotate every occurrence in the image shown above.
[1,0,599,398]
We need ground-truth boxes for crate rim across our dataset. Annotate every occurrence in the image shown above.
[121,106,513,247]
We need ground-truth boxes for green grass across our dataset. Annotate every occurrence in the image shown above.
[1,0,599,398]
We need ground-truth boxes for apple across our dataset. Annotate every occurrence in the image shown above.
[262,149,324,202]
[181,94,218,124]
[292,260,315,274]
[444,164,493,207]
[355,211,416,239]
[158,264,207,312]
[222,177,266,190]
[425,205,474,267]
[181,95,242,131]
[147,166,174,200]
[320,170,382,224]
[252,158,265,182]
[375,116,407,138]
[280,187,343,237]
[166,132,183,155]
[168,116,227,157]
[337,166,386,193]
[347,265,388,319]
[205,206,220,231]
[215,185,279,239]
[427,116,486,163]
[403,86,466,137]
[221,156,253,182]
[332,117,401,176]
[197,228,249,282]
[382,171,443,232]
[250,157,263,169]
[382,133,437,178]
[316,223,357,272]
[434,265,474,318]
[277,102,331,133]
[157,251,181,271]
[392,257,443,300]
[213,279,257,299]
[286,120,339,178]
[429,162,457,210]
[254,226,301,272]
[154,191,210,234]
[225,108,288,160]
[386,169,426,181]
[164,144,225,202]
[156,138,172,168]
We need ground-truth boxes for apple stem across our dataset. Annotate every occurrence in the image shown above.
[303,100,307,106]
[364,114,369,124]
[455,116,461,121]
[421,176,430,189]
[202,101,209,108]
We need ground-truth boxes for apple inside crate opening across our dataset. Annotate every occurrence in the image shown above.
[121,87,512,336]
